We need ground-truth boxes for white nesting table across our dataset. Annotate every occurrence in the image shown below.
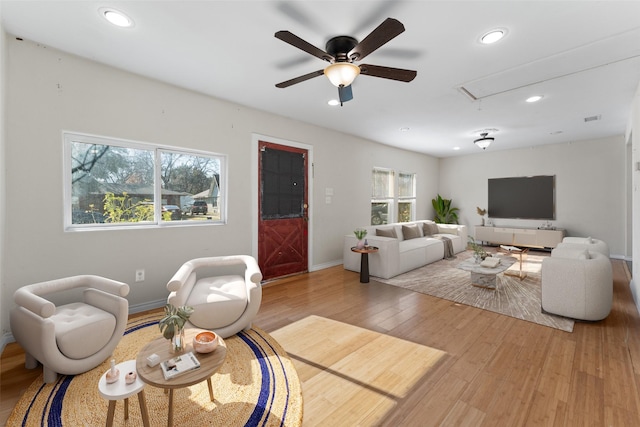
[98,359,151,427]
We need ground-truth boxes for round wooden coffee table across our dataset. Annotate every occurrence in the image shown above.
[135,328,227,427]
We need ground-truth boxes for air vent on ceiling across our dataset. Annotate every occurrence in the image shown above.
[584,115,602,122]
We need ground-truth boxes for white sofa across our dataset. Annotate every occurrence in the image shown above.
[541,247,612,321]
[343,220,468,279]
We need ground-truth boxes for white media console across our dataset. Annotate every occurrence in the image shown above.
[475,226,565,249]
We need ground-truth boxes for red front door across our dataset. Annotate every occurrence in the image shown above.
[258,141,308,281]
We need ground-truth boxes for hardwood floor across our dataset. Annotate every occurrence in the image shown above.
[2,259,639,426]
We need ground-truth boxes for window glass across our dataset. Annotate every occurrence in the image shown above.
[371,168,394,225]
[65,132,225,229]
[160,151,222,222]
[398,172,416,222]
[398,173,415,198]
[371,168,416,225]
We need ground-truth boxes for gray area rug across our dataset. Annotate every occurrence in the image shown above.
[373,250,574,332]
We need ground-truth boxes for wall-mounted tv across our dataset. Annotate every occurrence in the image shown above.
[488,175,555,220]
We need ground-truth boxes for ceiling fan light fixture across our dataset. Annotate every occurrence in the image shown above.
[474,133,494,150]
[324,62,360,87]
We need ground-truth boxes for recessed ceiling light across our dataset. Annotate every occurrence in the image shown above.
[453,147,461,151]
[526,95,543,103]
[480,29,506,44]
[399,127,410,132]
[100,8,133,28]
[327,99,340,106]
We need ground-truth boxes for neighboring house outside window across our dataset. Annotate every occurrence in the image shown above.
[64,131,226,230]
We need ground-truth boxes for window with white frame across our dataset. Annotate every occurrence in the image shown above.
[370,168,416,225]
[64,132,225,230]
[397,172,416,222]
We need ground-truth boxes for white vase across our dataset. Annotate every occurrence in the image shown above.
[356,239,365,249]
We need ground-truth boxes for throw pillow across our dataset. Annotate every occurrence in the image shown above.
[422,222,439,236]
[578,249,591,259]
[376,227,397,238]
[402,224,421,240]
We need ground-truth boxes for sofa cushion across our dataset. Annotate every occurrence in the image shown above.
[53,302,116,359]
[402,224,421,240]
[187,275,248,329]
[422,222,439,236]
[376,227,397,238]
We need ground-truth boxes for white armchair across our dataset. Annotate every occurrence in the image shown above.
[167,255,263,338]
[10,275,130,383]
[557,236,610,257]
[541,248,612,321]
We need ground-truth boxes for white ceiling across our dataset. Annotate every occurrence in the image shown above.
[2,0,640,158]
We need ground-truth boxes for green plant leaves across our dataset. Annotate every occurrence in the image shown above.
[432,194,459,224]
[158,304,193,339]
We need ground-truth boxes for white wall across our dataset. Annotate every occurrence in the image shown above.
[2,35,634,341]
[0,9,7,347]
[0,38,438,336]
[630,82,640,311]
[439,136,628,258]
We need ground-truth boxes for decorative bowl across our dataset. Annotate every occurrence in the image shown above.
[193,331,218,353]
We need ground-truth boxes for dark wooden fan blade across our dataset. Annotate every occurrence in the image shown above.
[348,18,405,62]
[275,31,334,62]
[359,64,417,82]
[275,70,325,88]
[338,85,353,104]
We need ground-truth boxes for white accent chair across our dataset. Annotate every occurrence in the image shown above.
[10,275,130,383]
[167,255,263,338]
[541,247,612,321]
[557,236,610,257]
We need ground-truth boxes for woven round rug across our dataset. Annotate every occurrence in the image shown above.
[8,313,303,426]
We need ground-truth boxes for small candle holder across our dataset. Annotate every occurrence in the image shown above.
[125,371,137,384]
[105,359,119,384]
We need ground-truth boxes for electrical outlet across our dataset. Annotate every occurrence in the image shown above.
[135,269,145,282]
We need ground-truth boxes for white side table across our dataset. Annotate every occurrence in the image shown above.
[98,359,150,427]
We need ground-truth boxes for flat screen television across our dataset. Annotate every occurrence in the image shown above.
[488,175,555,220]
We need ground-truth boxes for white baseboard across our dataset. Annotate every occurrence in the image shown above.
[310,259,343,272]
[1,331,15,354]
[129,299,166,315]
[631,279,640,316]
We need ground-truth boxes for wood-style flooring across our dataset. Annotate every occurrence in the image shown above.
[2,258,639,426]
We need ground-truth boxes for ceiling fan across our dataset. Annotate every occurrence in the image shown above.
[274,18,417,105]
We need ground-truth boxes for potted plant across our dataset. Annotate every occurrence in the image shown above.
[158,304,194,352]
[468,236,489,263]
[354,228,368,249]
[476,207,487,226]
[432,194,459,224]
